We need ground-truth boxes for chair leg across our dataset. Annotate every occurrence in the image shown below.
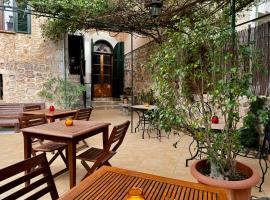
[82,140,89,147]
[59,149,68,168]
[81,160,91,172]
[104,161,111,166]
[76,140,89,152]
[48,152,60,165]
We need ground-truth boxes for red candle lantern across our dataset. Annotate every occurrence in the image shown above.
[49,105,55,112]
[211,115,219,124]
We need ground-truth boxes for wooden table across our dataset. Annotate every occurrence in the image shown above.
[23,109,77,122]
[59,166,230,200]
[21,120,110,188]
[131,105,156,139]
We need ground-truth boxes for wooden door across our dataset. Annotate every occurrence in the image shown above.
[92,53,113,97]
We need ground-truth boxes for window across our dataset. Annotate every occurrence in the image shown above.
[93,41,113,54]
[0,0,31,33]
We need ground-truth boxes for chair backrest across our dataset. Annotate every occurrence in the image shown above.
[23,104,42,112]
[74,108,92,121]
[106,120,130,152]
[20,114,47,129]
[0,153,59,200]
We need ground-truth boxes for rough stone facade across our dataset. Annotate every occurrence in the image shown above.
[0,16,64,104]
[124,41,156,99]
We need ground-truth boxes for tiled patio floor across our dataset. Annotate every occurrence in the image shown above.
[0,109,269,199]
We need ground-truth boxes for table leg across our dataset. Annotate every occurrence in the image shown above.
[67,141,76,189]
[24,134,32,160]
[102,126,109,148]
[23,134,32,185]
[142,111,146,139]
[134,110,142,133]
[47,117,55,123]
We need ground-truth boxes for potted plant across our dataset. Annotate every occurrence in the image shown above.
[39,77,86,109]
[148,14,261,200]
[139,89,154,107]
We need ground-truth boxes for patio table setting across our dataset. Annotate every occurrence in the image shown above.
[21,119,110,188]
[1,0,270,199]
[22,108,77,123]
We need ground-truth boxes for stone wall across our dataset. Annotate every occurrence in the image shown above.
[0,16,64,104]
[124,41,156,98]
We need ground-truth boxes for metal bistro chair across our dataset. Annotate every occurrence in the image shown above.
[20,114,68,178]
[74,108,93,151]
[0,153,59,200]
[185,101,212,167]
[77,120,130,179]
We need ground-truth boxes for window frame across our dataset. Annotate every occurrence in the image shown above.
[0,0,31,34]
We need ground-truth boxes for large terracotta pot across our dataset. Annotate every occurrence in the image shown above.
[190,159,260,200]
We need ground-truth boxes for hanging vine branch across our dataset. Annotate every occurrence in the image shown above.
[17,0,256,42]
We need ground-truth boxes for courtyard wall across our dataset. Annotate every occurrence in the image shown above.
[0,16,64,104]
[124,41,156,99]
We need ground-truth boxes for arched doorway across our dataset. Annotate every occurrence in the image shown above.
[92,41,113,98]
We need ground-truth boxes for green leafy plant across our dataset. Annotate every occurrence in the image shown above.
[240,97,269,148]
[138,89,155,105]
[39,77,86,109]
[148,12,260,180]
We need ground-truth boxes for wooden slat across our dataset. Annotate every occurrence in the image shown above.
[185,187,191,200]
[59,166,230,200]
[0,167,44,193]
[74,171,114,199]
[0,154,58,200]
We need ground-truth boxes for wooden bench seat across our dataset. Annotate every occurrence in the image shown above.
[0,103,45,133]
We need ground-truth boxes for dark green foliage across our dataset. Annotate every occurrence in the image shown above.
[148,9,258,179]
[240,97,269,148]
[39,77,86,109]
[138,89,155,104]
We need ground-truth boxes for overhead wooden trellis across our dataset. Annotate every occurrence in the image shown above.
[5,0,255,43]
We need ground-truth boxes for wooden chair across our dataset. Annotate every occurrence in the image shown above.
[74,107,92,121]
[74,108,93,151]
[20,114,68,178]
[0,153,59,200]
[23,104,42,112]
[77,120,130,179]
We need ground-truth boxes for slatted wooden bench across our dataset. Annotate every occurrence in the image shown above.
[59,166,230,200]
[0,103,45,133]
[0,103,22,133]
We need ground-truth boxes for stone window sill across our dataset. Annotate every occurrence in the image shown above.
[0,30,16,34]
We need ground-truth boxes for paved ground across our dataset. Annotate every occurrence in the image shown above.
[0,108,269,199]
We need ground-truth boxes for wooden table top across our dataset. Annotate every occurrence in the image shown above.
[59,166,230,200]
[22,109,77,117]
[131,105,157,110]
[21,120,111,138]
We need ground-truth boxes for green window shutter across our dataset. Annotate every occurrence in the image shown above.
[15,1,31,33]
[112,42,124,98]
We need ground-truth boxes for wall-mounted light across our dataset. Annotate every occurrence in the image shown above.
[146,0,163,17]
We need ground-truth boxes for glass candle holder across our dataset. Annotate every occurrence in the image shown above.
[126,187,145,200]
[65,118,73,126]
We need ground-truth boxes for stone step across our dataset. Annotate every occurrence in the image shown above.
[92,99,122,109]
[92,97,121,101]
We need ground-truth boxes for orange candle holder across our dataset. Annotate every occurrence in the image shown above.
[126,187,145,200]
[65,118,73,126]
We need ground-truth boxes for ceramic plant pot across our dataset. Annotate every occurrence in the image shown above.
[190,159,260,200]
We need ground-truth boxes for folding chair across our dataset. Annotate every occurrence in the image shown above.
[20,114,68,177]
[0,153,59,200]
[74,108,93,151]
[77,120,130,179]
